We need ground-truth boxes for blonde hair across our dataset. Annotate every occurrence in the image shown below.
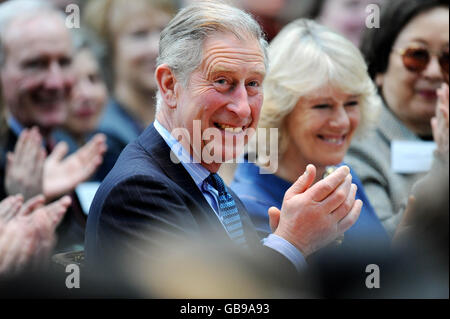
[257,19,381,158]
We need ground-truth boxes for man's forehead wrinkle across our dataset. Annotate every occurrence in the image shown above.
[202,48,265,78]
[205,62,266,80]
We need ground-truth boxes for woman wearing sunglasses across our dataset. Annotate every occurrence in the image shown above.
[345,0,449,236]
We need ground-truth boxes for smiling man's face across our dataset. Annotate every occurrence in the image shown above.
[0,13,74,132]
[172,32,266,172]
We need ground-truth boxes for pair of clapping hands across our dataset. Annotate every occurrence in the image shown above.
[5,128,107,201]
[269,164,361,257]
[0,129,106,276]
[0,194,71,276]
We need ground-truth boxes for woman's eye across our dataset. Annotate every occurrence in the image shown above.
[88,73,100,83]
[313,104,331,109]
[131,30,149,38]
[344,101,359,107]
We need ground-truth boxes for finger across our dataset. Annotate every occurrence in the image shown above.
[81,134,106,160]
[14,129,29,158]
[308,165,350,202]
[83,154,104,179]
[1,195,24,221]
[42,196,71,229]
[337,199,362,234]
[330,183,357,223]
[438,84,449,119]
[18,195,46,217]
[320,174,352,214]
[34,148,46,187]
[268,206,281,233]
[0,195,22,219]
[284,164,316,201]
[25,131,43,172]
[47,141,69,163]
[5,152,14,175]
[400,195,416,227]
[0,196,15,215]
[431,117,438,141]
[14,234,36,274]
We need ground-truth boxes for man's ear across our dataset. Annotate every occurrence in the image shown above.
[155,64,178,109]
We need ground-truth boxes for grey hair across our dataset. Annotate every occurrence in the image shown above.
[155,0,268,112]
[0,0,66,66]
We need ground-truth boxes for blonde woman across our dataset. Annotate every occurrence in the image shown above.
[84,0,177,149]
[231,19,389,248]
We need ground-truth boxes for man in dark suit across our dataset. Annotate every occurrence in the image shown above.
[86,1,362,292]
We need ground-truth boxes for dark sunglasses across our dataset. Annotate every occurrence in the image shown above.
[395,46,449,77]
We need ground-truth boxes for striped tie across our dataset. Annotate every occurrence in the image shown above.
[206,173,248,248]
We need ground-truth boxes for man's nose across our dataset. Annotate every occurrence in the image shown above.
[44,62,69,90]
[73,79,92,100]
[228,84,251,119]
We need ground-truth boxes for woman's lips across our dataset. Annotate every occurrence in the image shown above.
[318,135,347,146]
[417,89,438,100]
[74,108,96,118]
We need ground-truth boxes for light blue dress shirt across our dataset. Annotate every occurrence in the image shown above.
[8,116,24,136]
[153,120,306,271]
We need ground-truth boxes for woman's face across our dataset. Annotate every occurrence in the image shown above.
[113,6,172,93]
[285,85,361,169]
[318,0,384,46]
[65,49,107,136]
[376,7,449,136]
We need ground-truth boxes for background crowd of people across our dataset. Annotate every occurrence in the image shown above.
[0,0,448,298]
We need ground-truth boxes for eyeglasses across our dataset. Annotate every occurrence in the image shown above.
[395,46,449,78]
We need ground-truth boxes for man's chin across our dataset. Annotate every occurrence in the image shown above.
[200,143,245,164]
[36,114,67,130]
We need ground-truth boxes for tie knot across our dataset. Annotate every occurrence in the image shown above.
[206,173,226,194]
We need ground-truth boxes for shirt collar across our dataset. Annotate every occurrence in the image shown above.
[153,119,210,188]
[8,115,24,137]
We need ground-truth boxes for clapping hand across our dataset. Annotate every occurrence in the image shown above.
[269,165,362,257]
[0,195,71,276]
[432,83,449,156]
[43,133,107,200]
[5,127,46,201]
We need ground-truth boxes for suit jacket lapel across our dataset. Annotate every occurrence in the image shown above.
[137,124,228,238]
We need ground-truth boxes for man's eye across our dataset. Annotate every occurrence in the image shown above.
[215,79,228,85]
[59,57,72,68]
[344,101,359,107]
[247,81,259,87]
[24,59,47,69]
